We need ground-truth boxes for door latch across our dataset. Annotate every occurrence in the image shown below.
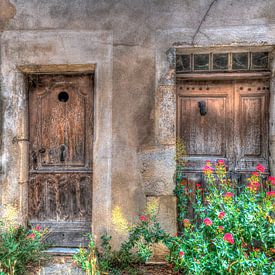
[198,101,207,116]
[60,144,66,162]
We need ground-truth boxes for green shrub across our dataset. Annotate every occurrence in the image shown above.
[170,160,275,274]
[0,223,48,274]
[73,234,101,275]
[74,198,170,274]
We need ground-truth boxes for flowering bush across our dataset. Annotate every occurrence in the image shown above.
[0,223,48,274]
[170,161,275,274]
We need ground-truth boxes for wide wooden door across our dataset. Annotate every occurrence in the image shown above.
[177,79,269,198]
[28,74,93,247]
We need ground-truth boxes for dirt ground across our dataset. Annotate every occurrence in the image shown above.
[123,264,177,275]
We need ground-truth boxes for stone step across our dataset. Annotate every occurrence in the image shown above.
[29,256,85,275]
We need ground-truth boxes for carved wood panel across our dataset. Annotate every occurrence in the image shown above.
[28,74,93,247]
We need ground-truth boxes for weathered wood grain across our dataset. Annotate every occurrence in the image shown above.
[28,74,93,247]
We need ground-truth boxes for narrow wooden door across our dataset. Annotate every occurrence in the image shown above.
[28,74,93,247]
[177,79,269,205]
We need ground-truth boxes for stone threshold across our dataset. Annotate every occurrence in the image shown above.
[45,247,80,256]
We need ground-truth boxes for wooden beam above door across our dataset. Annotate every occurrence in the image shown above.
[177,72,271,81]
[17,64,96,74]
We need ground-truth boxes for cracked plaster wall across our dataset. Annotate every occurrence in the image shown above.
[0,0,275,248]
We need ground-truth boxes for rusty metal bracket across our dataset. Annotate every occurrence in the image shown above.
[12,136,29,144]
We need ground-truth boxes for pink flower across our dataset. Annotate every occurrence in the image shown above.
[140,215,147,222]
[268,176,275,185]
[203,165,213,175]
[179,251,184,257]
[218,211,225,219]
[223,233,234,244]
[256,164,265,173]
[35,225,42,231]
[266,191,275,197]
[203,218,213,226]
[26,233,35,240]
[217,159,225,164]
[224,192,234,198]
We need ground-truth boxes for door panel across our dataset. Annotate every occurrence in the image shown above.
[179,97,227,156]
[28,74,93,247]
[234,80,269,172]
[177,81,234,172]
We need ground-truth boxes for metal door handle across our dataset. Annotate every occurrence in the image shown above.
[198,101,207,116]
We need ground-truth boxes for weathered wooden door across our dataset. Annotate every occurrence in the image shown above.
[177,79,269,197]
[28,74,93,247]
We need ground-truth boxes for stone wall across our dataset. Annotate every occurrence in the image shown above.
[0,0,275,248]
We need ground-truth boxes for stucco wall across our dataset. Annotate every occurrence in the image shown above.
[1,0,275,248]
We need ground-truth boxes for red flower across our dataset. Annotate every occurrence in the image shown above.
[35,225,42,231]
[183,219,191,228]
[268,176,275,185]
[266,191,275,197]
[203,218,213,226]
[223,233,234,244]
[247,182,260,192]
[140,215,147,221]
[251,172,259,176]
[179,251,184,257]
[256,164,265,173]
[218,211,225,219]
[196,183,203,191]
[26,233,35,240]
[224,192,234,198]
[218,226,224,231]
[180,179,187,186]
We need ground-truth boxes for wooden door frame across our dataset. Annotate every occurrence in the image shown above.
[22,66,96,230]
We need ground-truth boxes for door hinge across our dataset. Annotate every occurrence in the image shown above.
[12,136,29,144]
